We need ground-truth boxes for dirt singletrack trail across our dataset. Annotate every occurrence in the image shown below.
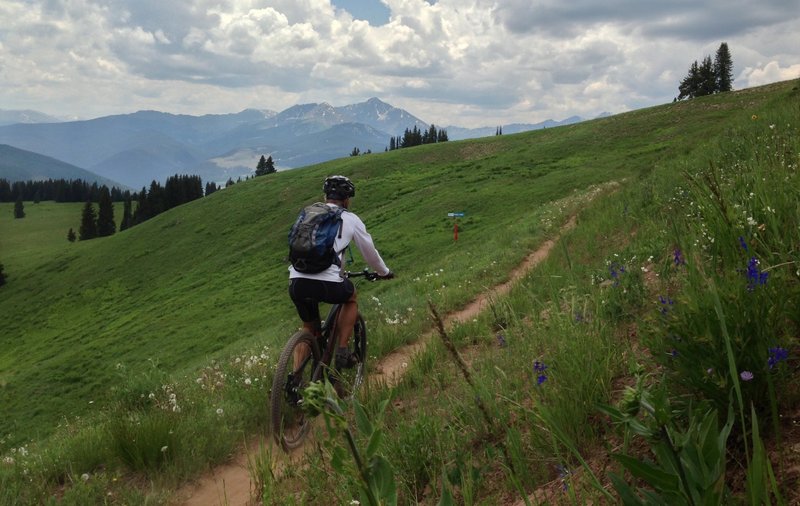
[177,215,578,506]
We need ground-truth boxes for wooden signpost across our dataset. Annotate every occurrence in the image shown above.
[447,212,465,241]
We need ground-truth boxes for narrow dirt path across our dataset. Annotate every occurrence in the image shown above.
[177,215,578,505]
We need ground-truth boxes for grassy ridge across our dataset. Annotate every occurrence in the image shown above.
[0,80,794,453]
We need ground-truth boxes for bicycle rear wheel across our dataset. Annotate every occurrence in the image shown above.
[314,313,367,399]
[270,330,319,451]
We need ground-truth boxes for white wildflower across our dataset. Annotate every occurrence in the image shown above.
[81,473,90,482]
[160,446,168,453]
[216,408,224,415]
[244,378,252,386]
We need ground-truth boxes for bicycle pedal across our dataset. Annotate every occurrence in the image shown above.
[335,350,358,370]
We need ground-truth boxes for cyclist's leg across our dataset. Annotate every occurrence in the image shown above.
[336,288,358,348]
[289,279,321,369]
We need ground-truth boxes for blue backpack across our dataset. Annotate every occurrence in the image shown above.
[288,203,345,273]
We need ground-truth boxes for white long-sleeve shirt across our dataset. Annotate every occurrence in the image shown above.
[288,203,390,282]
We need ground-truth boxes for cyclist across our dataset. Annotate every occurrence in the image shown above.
[288,175,394,370]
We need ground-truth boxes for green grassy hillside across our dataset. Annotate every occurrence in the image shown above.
[0,80,794,453]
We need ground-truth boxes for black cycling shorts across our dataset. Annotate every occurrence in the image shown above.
[289,277,355,324]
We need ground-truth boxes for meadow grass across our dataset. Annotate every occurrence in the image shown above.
[1,79,798,504]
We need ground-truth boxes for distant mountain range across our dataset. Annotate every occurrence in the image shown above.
[0,99,591,188]
[0,109,64,127]
[0,144,125,188]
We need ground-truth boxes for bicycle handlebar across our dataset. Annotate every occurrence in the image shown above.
[345,269,392,281]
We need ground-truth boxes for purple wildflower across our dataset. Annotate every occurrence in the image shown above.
[533,360,548,386]
[608,262,626,287]
[659,295,675,315]
[745,257,769,291]
[496,333,507,348]
[768,347,789,369]
[740,370,754,381]
[738,236,749,252]
[674,249,686,266]
[557,464,571,491]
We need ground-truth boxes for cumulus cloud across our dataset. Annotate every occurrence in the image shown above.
[0,0,797,126]
[741,62,800,87]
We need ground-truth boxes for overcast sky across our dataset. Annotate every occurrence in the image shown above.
[1,0,798,128]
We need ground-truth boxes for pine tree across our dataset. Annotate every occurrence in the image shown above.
[678,60,701,100]
[255,155,268,176]
[13,196,24,218]
[147,181,164,216]
[697,56,717,97]
[714,42,733,92]
[67,228,76,242]
[96,186,116,237]
[265,155,276,174]
[132,187,149,224]
[120,198,132,231]
[79,201,97,241]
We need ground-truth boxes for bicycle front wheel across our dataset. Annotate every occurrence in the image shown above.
[270,330,319,451]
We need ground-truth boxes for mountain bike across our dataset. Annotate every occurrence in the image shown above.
[270,270,382,452]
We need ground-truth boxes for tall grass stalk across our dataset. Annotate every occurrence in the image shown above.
[428,301,531,506]
[709,285,750,462]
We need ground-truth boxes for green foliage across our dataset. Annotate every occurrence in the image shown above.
[600,377,734,505]
[304,380,398,506]
[645,105,800,423]
[255,155,277,175]
[96,186,116,237]
[78,200,97,240]
[13,197,23,218]
[678,43,735,100]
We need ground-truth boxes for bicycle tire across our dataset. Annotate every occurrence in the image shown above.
[270,330,320,451]
[313,313,367,400]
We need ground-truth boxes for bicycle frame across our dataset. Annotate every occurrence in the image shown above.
[317,303,343,370]
[314,270,378,370]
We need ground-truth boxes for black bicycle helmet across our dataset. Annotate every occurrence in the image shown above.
[323,175,356,200]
